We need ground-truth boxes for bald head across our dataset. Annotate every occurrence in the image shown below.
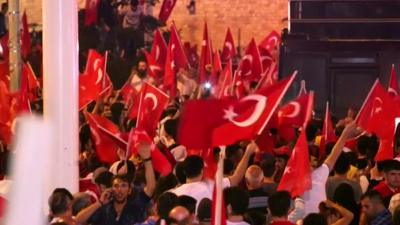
[169,206,190,222]
[245,165,264,190]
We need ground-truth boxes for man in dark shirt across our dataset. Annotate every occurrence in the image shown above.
[76,142,156,225]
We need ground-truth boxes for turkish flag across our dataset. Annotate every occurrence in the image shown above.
[79,50,112,110]
[127,128,172,176]
[237,39,263,82]
[183,42,199,68]
[278,92,314,127]
[212,73,297,147]
[22,63,40,101]
[144,50,163,80]
[120,79,138,105]
[136,82,170,138]
[127,89,142,120]
[259,47,274,74]
[319,102,337,158]
[0,34,9,61]
[151,30,168,67]
[159,0,177,24]
[0,81,12,144]
[277,128,312,197]
[21,11,31,59]
[259,30,281,52]
[388,64,399,97]
[232,72,247,99]
[257,62,278,90]
[17,67,32,114]
[164,39,177,98]
[84,0,99,26]
[199,22,213,84]
[169,24,189,70]
[209,51,222,85]
[220,27,236,63]
[375,136,394,162]
[356,80,397,139]
[215,60,233,99]
[86,113,120,164]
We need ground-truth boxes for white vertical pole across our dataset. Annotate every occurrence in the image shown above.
[42,0,79,193]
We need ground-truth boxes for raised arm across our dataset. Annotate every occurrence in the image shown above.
[228,142,257,186]
[138,143,156,197]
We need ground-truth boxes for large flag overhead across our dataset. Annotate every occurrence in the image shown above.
[220,27,236,63]
[178,72,296,148]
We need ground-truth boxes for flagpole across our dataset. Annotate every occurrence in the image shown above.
[215,146,225,225]
[42,0,79,193]
[8,0,21,92]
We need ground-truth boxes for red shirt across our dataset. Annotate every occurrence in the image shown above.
[374,181,400,207]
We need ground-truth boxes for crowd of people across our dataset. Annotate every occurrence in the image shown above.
[0,1,400,225]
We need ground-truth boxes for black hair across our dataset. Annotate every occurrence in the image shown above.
[334,153,350,175]
[260,157,276,177]
[153,173,179,201]
[306,122,319,142]
[223,158,234,176]
[357,135,370,156]
[361,190,384,204]
[116,160,136,183]
[110,102,125,125]
[178,195,197,214]
[164,119,179,141]
[112,174,132,186]
[197,198,212,222]
[157,192,179,220]
[49,188,73,215]
[303,213,327,225]
[94,171,113,188]
[382,160,400,173]
[268,191,292,217]
[224,186,249,215]
[183,155,204,179]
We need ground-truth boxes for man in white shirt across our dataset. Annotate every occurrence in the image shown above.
[302,121,357,215]
[170,142,257,210]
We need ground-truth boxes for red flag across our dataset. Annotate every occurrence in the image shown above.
[164,39,177,98]
[212,73,296,147]
[199,22,213,84]
[17,68,32,114]
[211,182,227,225]
[356,80,397,139]
[220,27,236,63]
[151,30,168,66]
[86,113,120,164]
[388,64,399,97]
[259,47,274,74]
[178,72,296,149]
[183,42,199,68]
[170,24,189,70]
[79,50,112,110]
[158,0,177,24]
[0,34,9,61]
[257,62,278,90]
[120,79,138,104]
[232,71,247,99]
[144,50,163,80]
[259,30,281,52]
[319,102,337,158]
[136,82,170,138]
[84,0,99,26]
[0,62,9,88]
[127,128,172,176]
[277,128,312,197]
[278,92,314,127]
[22,63,40,101]
[375,136,394,162]
[237,39,263,82]
[21,11,31,59]
[216,60,233,99]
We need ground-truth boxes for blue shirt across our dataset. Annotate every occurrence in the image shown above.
[88,189,151,225]
[371,209,393,225]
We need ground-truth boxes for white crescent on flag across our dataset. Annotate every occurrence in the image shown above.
[94,59,103,84]
[388,87,398,96]
[240,55,253,76]
[144,93,158,110]
[267,36,278,50]
[223,94,267,127]
[280,102,301,118]
[155,46,160,62]
[372,97,383,114]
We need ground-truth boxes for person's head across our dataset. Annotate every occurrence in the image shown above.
[333,183,357,210]
[72,193,91,216]
[333,153,350,175]
[130,0,139,10]
[111,175,132,204]
[319,202,341,224]
[303,213,327,225]
[94,171,113,194]
[357,135,370,156]
[245,165,264,190]
[136,60,147,77]
[260,156,276,179]
[383,160,400,189]
[347,107,356,119]
[224,187,249,218]
[116,160,136,183]
[110,102,125,125]
[309,144,321,169]
[183,155,204,181]
[268,191,292,219]
[197,198,211,224]
[48,188,74,218]
[306,122,319,143]
[157,192,179,220]
[153,173,179,200]
[160,119,179,145]
[174,161,187,184]
[178,195,197,223]
[361,190,386,219]
[168,206,191,224]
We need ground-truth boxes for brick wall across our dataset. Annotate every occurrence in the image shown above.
[15,0,288,52]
